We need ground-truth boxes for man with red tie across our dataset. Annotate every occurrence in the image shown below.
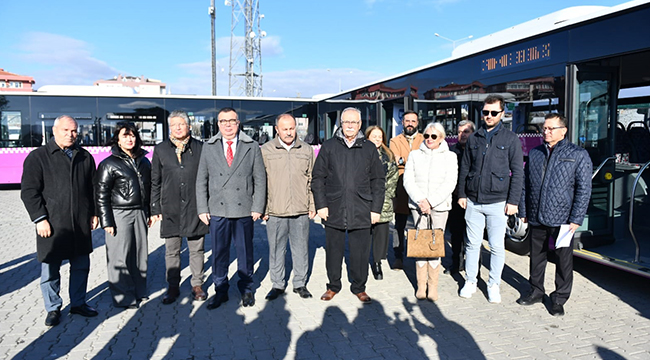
[196,107,267,309]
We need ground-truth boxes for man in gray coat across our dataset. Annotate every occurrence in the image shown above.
[196,107,266,309]
[21,115,99,326]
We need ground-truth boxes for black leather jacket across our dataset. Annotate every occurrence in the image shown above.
[95,146,152,228]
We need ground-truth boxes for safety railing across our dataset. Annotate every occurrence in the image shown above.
[592,156,616,180]
[628,160,650,263]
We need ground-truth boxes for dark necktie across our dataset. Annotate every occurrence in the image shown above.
[63,148,73,159]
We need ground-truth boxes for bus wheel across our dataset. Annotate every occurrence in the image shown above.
[505,229,531,256]
[505,215,530,255]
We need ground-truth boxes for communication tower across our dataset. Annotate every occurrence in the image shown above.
[225,0,265,97]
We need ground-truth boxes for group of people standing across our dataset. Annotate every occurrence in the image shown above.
[21,93,592,327]
[388,94,591,317]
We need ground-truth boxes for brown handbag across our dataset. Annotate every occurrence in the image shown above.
[406,214,445,258]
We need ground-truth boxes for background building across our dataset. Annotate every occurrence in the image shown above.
[0,69,35,92]
[94,74,168,95]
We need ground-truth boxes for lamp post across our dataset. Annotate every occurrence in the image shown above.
[434,33,473,50]
[209,0,216,95]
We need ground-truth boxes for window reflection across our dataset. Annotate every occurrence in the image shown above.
[0,110,22,147]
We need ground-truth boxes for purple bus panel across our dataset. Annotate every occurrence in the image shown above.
[0,146,155,185]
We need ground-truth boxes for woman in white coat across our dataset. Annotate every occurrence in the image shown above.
[403,122,458,301]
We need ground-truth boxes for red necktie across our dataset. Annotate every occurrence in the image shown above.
[226,141,234,167]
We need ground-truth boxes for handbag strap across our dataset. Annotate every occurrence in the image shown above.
[414,213,433,230]
[413,213,433,240]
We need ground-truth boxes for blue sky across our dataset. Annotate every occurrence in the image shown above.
[0,0,626,98]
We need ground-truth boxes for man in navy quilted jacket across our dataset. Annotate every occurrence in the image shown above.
[517,113,592,316]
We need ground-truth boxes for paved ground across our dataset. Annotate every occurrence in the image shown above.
[1,188,650,360]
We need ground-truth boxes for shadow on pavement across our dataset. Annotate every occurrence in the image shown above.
[596,345,628,359]
[573,256,650,320]
[12,239,163,359]
[296,300,433,358]
[0,229,106,297]
[403,297,486,359]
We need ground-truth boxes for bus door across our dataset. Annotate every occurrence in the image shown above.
[567,64,619,248]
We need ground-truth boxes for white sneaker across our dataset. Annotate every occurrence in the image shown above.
[459,282,477,298]
[488,284,501,303]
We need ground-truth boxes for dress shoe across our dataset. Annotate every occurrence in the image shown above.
[443,267,459,275]
[70,304,98,317]
[162,287,180,305]
[551,303,565,316]
[242,292,255,307]
[45,310,61,327]
[356,292,372,303]
[372,262,383,280]
[117,303,139,309]
[192,286,207,301]
[207,292,229,310]
[517,292,544,306]
[293,287,313,298]
[393,258,403,270]
[265,288,285,301]
[320,289,337,301]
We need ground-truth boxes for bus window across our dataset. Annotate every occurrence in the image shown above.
[77,120,98,146]
[0,111,21,147]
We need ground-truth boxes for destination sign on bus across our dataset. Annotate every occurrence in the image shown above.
[481,43,551,73]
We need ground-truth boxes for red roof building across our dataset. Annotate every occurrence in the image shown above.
[0,69,35,92]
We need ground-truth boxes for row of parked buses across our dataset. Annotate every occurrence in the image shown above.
[2,1,650,277]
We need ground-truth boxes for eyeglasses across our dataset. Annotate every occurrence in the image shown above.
[482,110,503,117]
[543,126,565,132]
[341,120,360,126]
[218,119,238,125]
[423,133,438,140]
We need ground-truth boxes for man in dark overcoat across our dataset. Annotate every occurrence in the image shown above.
[311,107,385,303]
[21,115,99,327]
[150,110,209,304]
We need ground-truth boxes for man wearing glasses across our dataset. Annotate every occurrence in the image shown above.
[312,107,385,303]
[389,110,424,269]
[457,94,524,303]
[196,107,266,309]
[517,113,591,316]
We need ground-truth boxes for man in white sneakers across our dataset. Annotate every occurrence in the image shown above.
[457,95,524,303]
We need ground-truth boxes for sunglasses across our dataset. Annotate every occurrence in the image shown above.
[423,133,438,140]
[482,110,503,117]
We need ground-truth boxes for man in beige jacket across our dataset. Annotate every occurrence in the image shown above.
[261,113,316,300]
[389,110,424,269]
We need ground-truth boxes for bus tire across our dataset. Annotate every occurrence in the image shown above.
[505,230,531,256]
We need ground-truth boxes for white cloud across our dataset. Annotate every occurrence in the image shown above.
[169,66,384,98]
[263,68,385,98]
[171,56,230,95]
[16,32,118,87]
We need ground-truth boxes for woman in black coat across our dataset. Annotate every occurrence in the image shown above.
[95,122,152,308]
